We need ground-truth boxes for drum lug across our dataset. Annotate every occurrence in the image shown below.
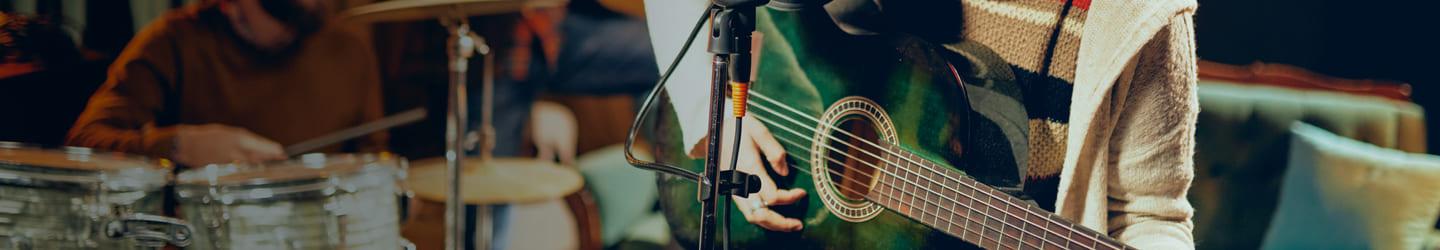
[105,213,195,248]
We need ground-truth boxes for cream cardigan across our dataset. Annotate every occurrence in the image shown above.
[1061,0,1199,249]
[644,0,1200,249]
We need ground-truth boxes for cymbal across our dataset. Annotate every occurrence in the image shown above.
[341,0,566,24]
[406,157,583,205]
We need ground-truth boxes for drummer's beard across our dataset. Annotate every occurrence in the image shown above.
[254,0,326,61]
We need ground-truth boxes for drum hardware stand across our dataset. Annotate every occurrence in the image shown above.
[91,171,194,249]
[105,213,196,248]
[440,15,495,250]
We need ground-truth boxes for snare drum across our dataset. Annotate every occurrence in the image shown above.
[175,153,407,249]
[0,143,193,249]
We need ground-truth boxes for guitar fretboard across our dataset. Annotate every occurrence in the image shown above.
[867,143,1132,250]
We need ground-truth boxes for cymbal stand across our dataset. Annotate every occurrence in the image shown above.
[441,16,494,250]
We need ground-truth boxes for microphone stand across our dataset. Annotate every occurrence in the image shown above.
[700,1,766,249]
[620,2,766,250]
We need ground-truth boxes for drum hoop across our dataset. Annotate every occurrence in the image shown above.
[174,153,403,202]
[174,168,397,202]
[0,142,171,190]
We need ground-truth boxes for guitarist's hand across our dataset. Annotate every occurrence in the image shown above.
[723,115,807,232]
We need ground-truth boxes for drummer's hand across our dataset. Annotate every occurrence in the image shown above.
[530,101,577,165]
[172,124,285,166]
[724,115,806,232]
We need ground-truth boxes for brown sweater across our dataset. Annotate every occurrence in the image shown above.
[67,5,386,160]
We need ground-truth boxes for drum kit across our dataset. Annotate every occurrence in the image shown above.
[0,0,582,249]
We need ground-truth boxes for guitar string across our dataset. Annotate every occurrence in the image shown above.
[745,97,1114,249]
[751,90,1073,225]
[748,90,1112,244]
[760,124,1061,250]
[725,122,1040,249]
[749,99,1113,249]
[752,110,1070,250]
[746,96,1079,233]
[755,109,1095,250]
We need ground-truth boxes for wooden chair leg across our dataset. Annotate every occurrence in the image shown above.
[565,187,604,250]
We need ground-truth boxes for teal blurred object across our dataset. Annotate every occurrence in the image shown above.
[576,145,665,247]
[1190,80,1427,249]
[1262,122,1440,249]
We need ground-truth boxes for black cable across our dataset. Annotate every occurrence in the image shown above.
[624,5,718,182]
[724,115,746,250]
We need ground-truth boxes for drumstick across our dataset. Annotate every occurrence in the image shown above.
[284,108,427,156]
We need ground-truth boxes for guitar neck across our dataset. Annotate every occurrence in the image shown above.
[867,143,1131,250]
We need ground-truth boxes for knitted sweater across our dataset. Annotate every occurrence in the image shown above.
[948,0,1088,212]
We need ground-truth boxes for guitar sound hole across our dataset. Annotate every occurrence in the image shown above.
[826,116,885,201]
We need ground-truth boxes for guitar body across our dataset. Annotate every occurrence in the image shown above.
[650,8,1031,249]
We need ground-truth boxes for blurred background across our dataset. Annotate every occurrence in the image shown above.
[2,0,1439,249]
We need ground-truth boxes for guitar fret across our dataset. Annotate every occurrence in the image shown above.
[877,173,894,210]
[872,169,886,207]
[1004,199,1044,250]
[927,156,973,245]
[921,168,933,222]
[914,175,927,217]
[903,151,923,223]
[1091,234,1099,250]
[989,197,1007,229]
[920,178,933,223]
[1065,225,1077,249]
[1001,228,1020,250]
[880,178,893,207]
[1088,229,1100,250]
[879,151,897,210]
[870,143,1129,250]
[900,167,913,215]
[987,186,1037,250]
[1045,220,1068,249]
[1082,227,1099,249]
[985,196,1006,250]
[927,186,939,231]
[906,165,919,216]
[945,201,957,237]
[898,172,914,214]
[928,170,943,228]
[965,179,986,244]
[1072,217,1094,250]
[1024,208,1059,249]
[977,192,993,249]
[944,176,959,237]
[888,166,903,210]
[1004,225,1024,250]
[966,194,984,244]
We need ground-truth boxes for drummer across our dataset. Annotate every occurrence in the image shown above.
[66,0,387,166]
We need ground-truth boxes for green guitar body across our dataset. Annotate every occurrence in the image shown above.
[649,7,1028,249]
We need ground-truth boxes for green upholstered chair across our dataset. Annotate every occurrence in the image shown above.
[576,145,672,250]
[1261,122,1440,249]
[1190,80,1426,249]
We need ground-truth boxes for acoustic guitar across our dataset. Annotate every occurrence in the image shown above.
[646,7,1133,250]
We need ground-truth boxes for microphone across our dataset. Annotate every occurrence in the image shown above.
[767,0,828,11]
